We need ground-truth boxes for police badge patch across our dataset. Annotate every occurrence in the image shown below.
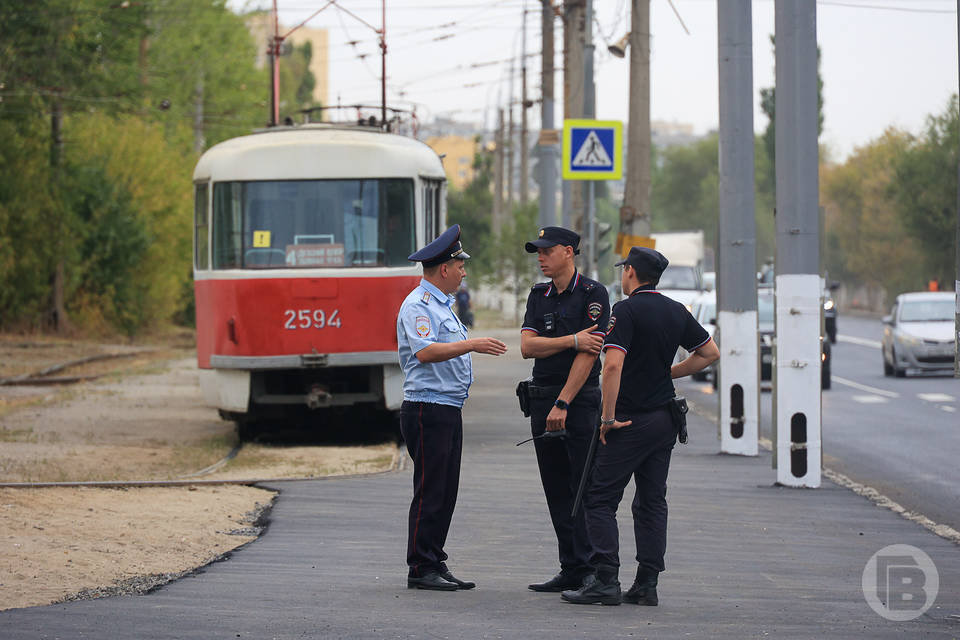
[415,315,431,337]
[606,316,617,334]
[587,302,602,321]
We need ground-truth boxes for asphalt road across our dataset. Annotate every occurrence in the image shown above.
[676,314,960,532]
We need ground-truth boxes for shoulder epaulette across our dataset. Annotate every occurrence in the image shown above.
[582,281,595,291]
[532,282,550,291]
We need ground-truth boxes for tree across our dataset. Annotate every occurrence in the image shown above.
[821,130,923,298]
[0,0,147,331]
[447,145,495,278]
[891,95,959,286]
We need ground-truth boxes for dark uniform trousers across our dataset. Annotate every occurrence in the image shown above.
[530,384,600,577]
[584,405,677,574]
[400,401,463,578]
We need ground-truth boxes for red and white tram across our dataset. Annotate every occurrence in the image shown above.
[192,124,446,432]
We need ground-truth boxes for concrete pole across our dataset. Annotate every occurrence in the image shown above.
[717,0,758,456]
[563,0,585,233]
[507,68,515,214]
[955,0,959,378]
[521,5,529,207]
[584,0,596,278]
[494,108,505,237]
[773,1,821,488]
[619,0,651,254]
[539,0,557,228]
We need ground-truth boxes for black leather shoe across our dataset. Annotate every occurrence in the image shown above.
[528,572,583,592]
[561,574,621,605]
[407,572,458,591]
[441,571,476,590]
[622,568,658,605]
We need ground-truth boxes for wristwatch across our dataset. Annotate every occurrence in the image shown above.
[554,399,569,410]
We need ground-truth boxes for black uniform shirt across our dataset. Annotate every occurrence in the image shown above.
[522,270,610,387]
[603,284,710,414]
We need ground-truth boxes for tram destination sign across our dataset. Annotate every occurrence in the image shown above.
[561,119,623,181]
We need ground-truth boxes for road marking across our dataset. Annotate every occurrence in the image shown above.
[837,334,882,349]
[943,406,957,413]
[833,376,901,398]
[852,395,888,404]
[918,393,955,403]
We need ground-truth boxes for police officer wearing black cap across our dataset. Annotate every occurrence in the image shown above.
[397,224,508,591]
[561,246,719,606]
[520,226,611,593]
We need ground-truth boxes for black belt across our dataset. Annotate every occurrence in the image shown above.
[528,384,598,399]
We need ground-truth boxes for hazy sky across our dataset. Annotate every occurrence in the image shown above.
[235,0,958,160]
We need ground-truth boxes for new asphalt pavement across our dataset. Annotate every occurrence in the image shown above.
[2,329,958,638]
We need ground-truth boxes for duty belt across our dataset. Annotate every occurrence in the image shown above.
[528,384,598,399]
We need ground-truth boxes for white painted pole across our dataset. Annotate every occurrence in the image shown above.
[717,0,759,456]
[774,1,821,488]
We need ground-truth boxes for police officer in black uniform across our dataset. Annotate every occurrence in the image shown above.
[520,226,611,593]
[562,246,719,606]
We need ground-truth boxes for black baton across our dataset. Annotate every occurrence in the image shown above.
[571,423,601,518]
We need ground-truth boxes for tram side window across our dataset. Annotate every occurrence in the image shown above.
[194,183,209,269]
[212,183,242,269]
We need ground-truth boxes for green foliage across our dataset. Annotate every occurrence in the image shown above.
[447,149,494,277]
[651,134,719,247]
[821,130,923,296]
[0,1,261,335]
[891,95,959,286]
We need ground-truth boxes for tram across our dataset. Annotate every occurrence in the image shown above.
[192,124,446,433]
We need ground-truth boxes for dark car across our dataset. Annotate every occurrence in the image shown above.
[711,289,832,391]
[758,289,831,390]
[823,280,839,343]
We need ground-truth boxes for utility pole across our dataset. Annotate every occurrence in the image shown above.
[584,0,597,279]
[538,0,557,228]
[563,0,585,232]
[507,58,515,214]
[773,1,821,488]
[521,4,530,206]
[717,0,759,456]
[955,0,959,379]
[193,72,205,153]
[618,0,652,255]
[494,108,505,237]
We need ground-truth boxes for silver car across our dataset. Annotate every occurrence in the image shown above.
[882,291,956,377]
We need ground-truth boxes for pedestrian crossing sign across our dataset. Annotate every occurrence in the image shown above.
[562,119,623,181]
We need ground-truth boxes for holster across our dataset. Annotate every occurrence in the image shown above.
[669,396,689,444]
[516,378,532,417]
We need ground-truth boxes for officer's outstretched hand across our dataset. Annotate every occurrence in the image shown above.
[599,419,632,445]
[575,325,604,355]
[469,337,508,356]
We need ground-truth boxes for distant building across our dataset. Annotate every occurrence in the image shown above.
[425,135,479,191]
[245,12,329,113]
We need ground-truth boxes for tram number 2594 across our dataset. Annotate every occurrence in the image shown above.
[283,309,342,330]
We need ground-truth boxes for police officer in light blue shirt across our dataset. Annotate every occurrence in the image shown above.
[397,224,507,592]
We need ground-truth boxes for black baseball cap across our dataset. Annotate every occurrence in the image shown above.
[525,226,581,254]
[615,246,669,276]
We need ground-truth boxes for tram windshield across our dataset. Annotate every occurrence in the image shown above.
[211,179,415,269]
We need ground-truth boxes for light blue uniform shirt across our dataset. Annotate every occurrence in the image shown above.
[397,279,474,407]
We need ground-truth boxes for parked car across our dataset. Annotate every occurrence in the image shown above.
[675,291,716,381]
[712,289,831,390]
[658,264,703,311]
[758,289,831,390]
[882,291,956,377]
[823,279,839,344]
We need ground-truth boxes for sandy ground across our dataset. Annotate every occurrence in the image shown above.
[0,334,398,611]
